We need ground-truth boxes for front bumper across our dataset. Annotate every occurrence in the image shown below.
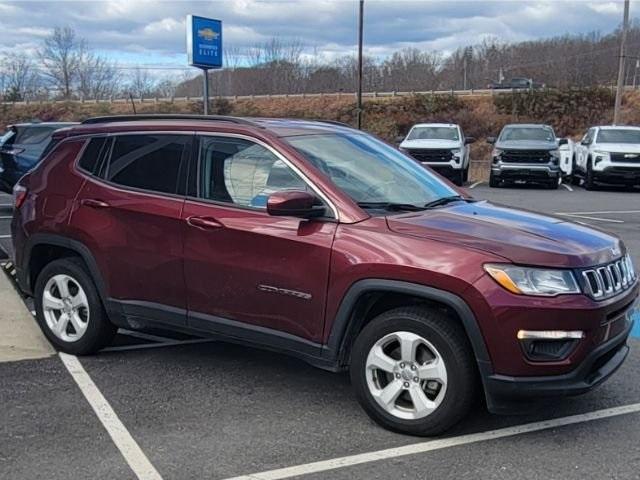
[423,162,464,178]
[491,162,560,181]
[485,316,632,400]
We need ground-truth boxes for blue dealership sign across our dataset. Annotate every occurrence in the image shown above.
[187,15,222,69]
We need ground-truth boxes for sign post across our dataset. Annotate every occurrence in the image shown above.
[187,15,223,115]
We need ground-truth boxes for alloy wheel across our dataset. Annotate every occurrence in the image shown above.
[42,274,90,342]
[365,331,447,420]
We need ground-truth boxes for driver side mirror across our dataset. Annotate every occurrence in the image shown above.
[464,137,476,145]
[486,136,496,145]
[267,190,325,219]
[581,139,590,146]
[558,138,568,146]
[395,135,406,145]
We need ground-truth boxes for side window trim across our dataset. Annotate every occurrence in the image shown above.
[194,132,339,220]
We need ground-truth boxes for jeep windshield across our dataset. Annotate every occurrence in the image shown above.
[597,129,640,144]
[407,126,459,141]
[285,132,460,211]
[500,127,555,142]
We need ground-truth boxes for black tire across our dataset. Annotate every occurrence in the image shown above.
[546,178,559,190]
[489,171,500,188]
[463,165,469,182]
[584,158,596,191]
[34,257,116,355]
[570,155,581,185]
[350,306,477,436]
[453,169,465,186]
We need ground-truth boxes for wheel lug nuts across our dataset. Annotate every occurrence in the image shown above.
[403,382,410,388]
[410,365,416,371]
[399,363,405,368]
[395,373,401,379]
[413,377,419,382]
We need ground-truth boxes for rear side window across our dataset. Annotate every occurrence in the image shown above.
[104,134,189,195]
[78,137,107,174]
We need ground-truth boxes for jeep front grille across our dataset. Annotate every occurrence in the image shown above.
[581,255,636,300]
[610,152,640,163]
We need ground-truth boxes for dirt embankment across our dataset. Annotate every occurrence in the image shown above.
[2,88,636,182]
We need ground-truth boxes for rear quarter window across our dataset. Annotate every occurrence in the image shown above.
[77,137,108,174]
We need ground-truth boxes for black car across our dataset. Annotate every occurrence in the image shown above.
[0,122,77,194]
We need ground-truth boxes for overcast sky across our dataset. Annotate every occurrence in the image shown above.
[0,0,634,69]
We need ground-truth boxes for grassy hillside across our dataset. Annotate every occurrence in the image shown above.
[2,88,637,182]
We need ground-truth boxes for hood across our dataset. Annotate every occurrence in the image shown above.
[386,201,623,268]
[400,139,461,150]
[495,139,557,150]
[592,143,640,154]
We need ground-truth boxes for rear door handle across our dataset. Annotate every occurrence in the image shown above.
[186,216,224,230]
[81,199,110,209]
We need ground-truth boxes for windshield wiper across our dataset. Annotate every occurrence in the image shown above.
[423,195,471,209]
[357,202,426,212]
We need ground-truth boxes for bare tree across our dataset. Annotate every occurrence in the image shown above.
[127,68,156,98]
[1,53,41,101]
[77,43,120,100]
[40,26,82,99]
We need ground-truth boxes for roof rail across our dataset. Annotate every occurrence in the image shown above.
[80,114,262,127]
[315,119,353,128]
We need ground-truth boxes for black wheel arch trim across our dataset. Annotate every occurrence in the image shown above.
[19,233,108,303]
[324,279,492,369]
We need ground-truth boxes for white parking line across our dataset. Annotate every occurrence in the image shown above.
[469,181,483,189]
[557,210,640,215]
[59,352,163,480]
[223,402,640,480]
[560,183,573,192]
[557,213,624,224]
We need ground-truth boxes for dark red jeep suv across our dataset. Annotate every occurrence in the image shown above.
[11,115,638,436]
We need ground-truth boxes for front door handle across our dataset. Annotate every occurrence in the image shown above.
[186,216,224,230]
[81,199,110,209]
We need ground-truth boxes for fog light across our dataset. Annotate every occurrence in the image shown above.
[517,330,584,340]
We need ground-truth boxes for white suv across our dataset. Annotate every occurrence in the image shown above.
[399,123,474,186]
[573,126,640,190]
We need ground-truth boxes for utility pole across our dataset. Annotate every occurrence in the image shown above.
[463,55,468,91]
[614,0,630,125]
[203,69,210,115]
[356,0,364,130]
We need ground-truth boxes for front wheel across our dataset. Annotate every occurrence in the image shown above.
[350,307,477,436]
[489,171,501,188]
[584,158,597,191]
[34,258,116,355]
[453,168,465,186]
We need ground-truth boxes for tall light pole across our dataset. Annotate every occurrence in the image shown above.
[614,0,630,125]
[356,0,364,129]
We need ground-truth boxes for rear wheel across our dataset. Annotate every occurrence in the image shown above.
[34,258,116,355]
[463,165,469,182]
[350,307,476,436]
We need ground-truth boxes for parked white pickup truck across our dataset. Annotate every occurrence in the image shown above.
[399,123,475,185]
[573,126,640,190]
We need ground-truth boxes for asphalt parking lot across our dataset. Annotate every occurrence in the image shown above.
[1,183,639,480]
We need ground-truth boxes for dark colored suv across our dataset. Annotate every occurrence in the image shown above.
[0,122,78,194]
[11,115,638,436]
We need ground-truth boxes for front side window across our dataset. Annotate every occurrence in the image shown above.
[285,132,457,207]
[407,127,459,141]
[199,136,309,209]
[104,134,188,194]
[500,127,555,142]
[595,129,640,144]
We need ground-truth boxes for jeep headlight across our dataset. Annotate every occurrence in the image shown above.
[492,148,503,158]
[484,264,580,296]
[451,148,461,155]
[549,149,560,158]
[592,151,610,164]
